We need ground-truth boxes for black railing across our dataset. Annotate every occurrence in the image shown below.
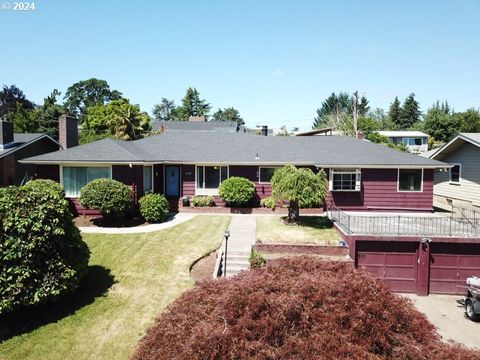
[328,206,480,238]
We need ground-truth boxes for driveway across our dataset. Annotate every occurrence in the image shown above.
[403,294,480,349]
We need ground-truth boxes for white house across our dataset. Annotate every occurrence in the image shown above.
[376,131,429,153]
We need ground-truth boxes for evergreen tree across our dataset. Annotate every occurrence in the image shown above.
[457,108,480,133]
[313,92,351,129]
[174,87,211,121]
[152,98,176,121]
[0,85,34,117]
[359,95,370,116]
[388,96,401,127]
[423,101,455,142]
[399,93,421,128]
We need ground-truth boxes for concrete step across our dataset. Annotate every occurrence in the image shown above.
[227,255,250,262]
[228,250,251,256]
[227,260,250,267]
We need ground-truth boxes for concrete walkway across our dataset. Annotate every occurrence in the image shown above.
[224,215,257,277]
[79,213,197,234]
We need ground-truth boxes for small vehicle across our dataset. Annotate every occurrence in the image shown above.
[458,276,480,321]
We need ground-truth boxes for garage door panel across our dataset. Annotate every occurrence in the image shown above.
[430,245,480,295]
[357,243,417,294]
[384,279,416,293]
[385,253,415,266]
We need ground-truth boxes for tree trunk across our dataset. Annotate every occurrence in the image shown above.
[288,201,300,223]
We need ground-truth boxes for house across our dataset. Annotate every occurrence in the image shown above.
[20,126,448,215]
[376,131,429,153]
[0,120,60,187]
[429,133,480,211]
[151,119,245,133]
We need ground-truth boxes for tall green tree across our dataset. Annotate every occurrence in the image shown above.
[456,108,480,133]
[399,93,421,128]
[0,85,34,117]
[84,98,150,141]
[423,101,456,142]
[9,103,41,133]
[37,89,65,139]
[174,87,211,121]
[152,98,176,121]
[63,78,122,122]
[212,107,244,125]
[313,92,351,129]
[388,96,401,127]
[271,165,327,223]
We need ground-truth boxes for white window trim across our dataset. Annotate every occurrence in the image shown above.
[143,165,154,193]
[329,168,361,192]
[258,166,279,184]
[60,164,113,198]
[449,163,462,185]
[195,165,229,196]
[397,168,424,192]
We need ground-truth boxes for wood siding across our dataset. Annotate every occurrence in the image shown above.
[328,169,434,211]
[433,143,480,209]
[35,164,60,182]
[182,165,195,197]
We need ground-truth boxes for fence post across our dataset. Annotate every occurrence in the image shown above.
[397,215,401,235]
[347,214,351,234]
[449,217,452,236]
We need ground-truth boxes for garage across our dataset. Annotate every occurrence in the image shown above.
[357,241,418,293]
[429,243,480,295]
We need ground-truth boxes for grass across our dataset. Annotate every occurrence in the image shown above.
[256,216,342,245]
[0,215,230,360]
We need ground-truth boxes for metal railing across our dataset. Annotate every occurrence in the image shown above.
[328,206,480,238]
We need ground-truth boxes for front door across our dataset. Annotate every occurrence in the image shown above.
[165,165,180,197]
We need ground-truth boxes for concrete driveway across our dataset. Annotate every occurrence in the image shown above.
[403,294,480,349]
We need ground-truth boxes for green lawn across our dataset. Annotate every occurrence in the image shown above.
[256,216,342,245]
[0,215,230,360]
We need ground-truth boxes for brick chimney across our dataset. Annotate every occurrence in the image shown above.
[356,131,366,140]
[59,114,79,149]
[188,116,205,122]
[0,120,14,150]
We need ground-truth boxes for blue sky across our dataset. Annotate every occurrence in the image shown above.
[1,0,479,130]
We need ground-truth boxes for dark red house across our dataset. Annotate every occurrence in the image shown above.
[21,128,448,214]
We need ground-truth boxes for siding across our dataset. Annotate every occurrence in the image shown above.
[153,164,163,193]
[35,164,60,182]
[182,165,195,197]
[433,143,480,208]
[112,165,143,199]
[328,168,434,211]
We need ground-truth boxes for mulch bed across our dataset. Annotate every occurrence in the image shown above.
[190,252,218,283]
[73,216,147,228]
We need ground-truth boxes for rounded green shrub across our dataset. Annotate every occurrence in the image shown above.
[260,196,276,210]
[80,178,133,219]
[139,193,170,223]
[218,177,256,207]
[0,179,90,314]
[190,196,215,207]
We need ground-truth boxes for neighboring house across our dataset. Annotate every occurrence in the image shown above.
[376,131,429,153]
[21,130,448,214]
[429,133,480,211]
[151,119,245,133]
[0,120,60,187]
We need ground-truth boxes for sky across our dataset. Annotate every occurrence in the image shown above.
[1,0,479,130]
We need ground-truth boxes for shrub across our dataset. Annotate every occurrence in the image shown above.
[260,196,276,210]
[249,250,266,268]
[79,178,133,219]
[190,196,215,207]
[0,179,90,314]
[139,193,169,223]
[133,257,478,360]
[218,177,255,207]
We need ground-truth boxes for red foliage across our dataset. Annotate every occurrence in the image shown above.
[133,257,479,360]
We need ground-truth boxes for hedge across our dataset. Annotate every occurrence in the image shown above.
[218,177,256,207]
[0,180,90,314]
[139,193,169,223]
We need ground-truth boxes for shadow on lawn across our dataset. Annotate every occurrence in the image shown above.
[0,265,115,342]
[281,216,333,229]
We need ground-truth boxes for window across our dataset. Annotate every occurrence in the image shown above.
[62,166,111,197]
[449,164,461,184]
[143,166,153,193]
[196,166,228,194]
[259,167,277,183]
[330,169,361,191]
[398,169,423,192]
[402,138,423,146]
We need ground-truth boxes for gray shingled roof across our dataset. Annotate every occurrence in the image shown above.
[22,132,448,168]
[0,133,57,159]
[430,132,480,159]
